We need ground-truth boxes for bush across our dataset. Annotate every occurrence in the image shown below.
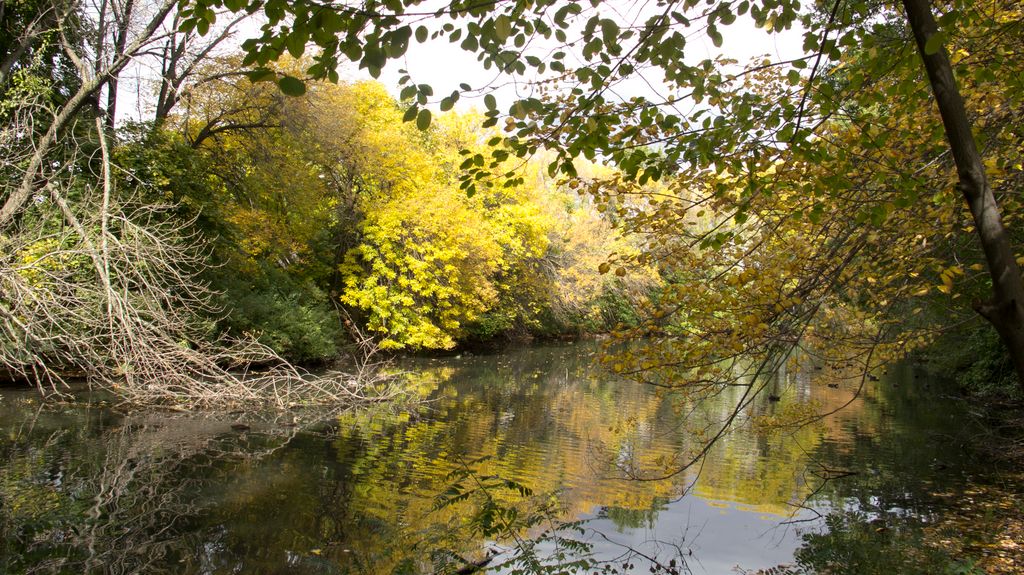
[210,268,345,364]
[930,324,1019,399]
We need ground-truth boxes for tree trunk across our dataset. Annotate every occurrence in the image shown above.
[0,0,176,230]
[902,0,1024,389]
[104,0,135,128]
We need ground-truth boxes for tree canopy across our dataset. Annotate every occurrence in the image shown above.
[174,0,1024,385]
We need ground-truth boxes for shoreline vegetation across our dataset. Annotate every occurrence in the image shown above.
[2,0,1022,415]
[2,0,1023,570]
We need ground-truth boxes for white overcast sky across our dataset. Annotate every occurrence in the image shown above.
[371,16,805,113]
[117,5,806,122]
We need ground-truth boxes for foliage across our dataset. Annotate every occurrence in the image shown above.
[188,0,1024,406]
[340,184,504,350]
[929,326,1020,399]
[0,0,82,107]
[172,70,646,355]
[793,511,984,575]
[210,268,345,364]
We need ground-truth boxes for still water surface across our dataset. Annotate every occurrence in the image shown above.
[0,343,980,574]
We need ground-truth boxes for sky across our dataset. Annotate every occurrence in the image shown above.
[370,14,805,113]
[116,3,807,123]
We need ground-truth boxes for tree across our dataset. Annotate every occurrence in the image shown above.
[0,0,178,228]
[900,0,1024,384]
[180,0,1023,386]
[0,2,394,405]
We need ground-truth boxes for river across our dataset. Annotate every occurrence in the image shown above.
[0,343,989,574]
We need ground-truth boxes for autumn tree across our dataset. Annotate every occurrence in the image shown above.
[0,1,389,405]
[178,0,1023,388]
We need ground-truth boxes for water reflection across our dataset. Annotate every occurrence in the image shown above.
[0,344,980,574]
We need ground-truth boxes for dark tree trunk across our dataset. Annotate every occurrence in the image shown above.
[902,0,1024,390]
[104,0,135,129]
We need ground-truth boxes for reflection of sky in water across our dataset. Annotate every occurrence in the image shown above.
[583,497,815,574]
[0,343,974,574]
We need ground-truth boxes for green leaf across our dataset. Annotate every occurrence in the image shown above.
[363,46,386,70]
[403,104,418,123]
[561,160,577,177]
[416,108,432,131]
[415,26,428,43]
[247,68,276,83]
[277,75,306,96]
[484,94,497,110]
[924,31,946,55]
[708,26,723,48]
[286,33,306,58]
[494,15,512,42]
[600,18,620,47]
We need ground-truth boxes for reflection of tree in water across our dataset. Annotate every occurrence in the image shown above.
[1,348,979,575]
[597,498,668,532]
[743,367,1003,575]
[0,407,308,574]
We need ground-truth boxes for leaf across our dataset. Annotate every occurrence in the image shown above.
[924,31,946,55]
[415,26,428,43]
[416,108,432,131]
[708,26,723,48]
[363,46,386,70]
[286,32,306,58]
[600,18,620,47]
[403,104,419,123]
[494,15,512,42]
[246,68,276,83]
[484,93,497,110]
[277,75,306,96]
[598,262,611,274]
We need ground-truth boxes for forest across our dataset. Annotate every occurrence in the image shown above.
[1,0,1023,572]
[1,0,1022,402]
